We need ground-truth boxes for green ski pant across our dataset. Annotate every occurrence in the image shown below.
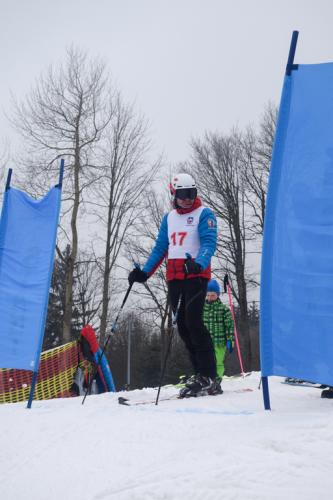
[214,345,227,378]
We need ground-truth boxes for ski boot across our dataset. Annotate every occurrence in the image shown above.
[178,374,211,398]
[208,377,223,395]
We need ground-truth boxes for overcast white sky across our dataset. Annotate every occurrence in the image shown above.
[1,0,333,164]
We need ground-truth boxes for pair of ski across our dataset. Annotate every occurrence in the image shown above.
[118,387,253,406]
[119,394,179,406]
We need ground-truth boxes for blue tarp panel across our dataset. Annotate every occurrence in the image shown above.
[0,186,61,371]
[260,63,333,386]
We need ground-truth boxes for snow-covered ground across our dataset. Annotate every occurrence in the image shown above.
[1,372,332,500]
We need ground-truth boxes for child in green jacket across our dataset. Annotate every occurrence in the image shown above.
[203,279,234,379]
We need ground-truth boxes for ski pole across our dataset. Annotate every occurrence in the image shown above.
[82,281,133,405]
[155,295,182,405]
[224,274,245,377]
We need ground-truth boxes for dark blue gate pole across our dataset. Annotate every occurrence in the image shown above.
[286,31,299,76]
[261,30,299,411]
[57,158,64,188]
[261,376,271,410]
[5,169,12,191]
[27,160,64,409]
[27,372,39,409]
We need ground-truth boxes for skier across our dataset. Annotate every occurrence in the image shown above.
[203,279,234,387]
[128,173,220,397]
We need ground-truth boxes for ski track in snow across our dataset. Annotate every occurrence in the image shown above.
[1,373,333,500]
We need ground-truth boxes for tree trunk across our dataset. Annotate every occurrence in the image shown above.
[99,203,112,345]
[63,153,80,342]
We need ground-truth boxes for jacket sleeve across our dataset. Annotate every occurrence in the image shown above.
[222,305,235,341]
[195,208,217,270]
[143,214,169,276]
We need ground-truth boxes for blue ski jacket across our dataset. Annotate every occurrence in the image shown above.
[143,199,217,281]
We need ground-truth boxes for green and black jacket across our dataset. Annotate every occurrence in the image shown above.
[203,299,234,346]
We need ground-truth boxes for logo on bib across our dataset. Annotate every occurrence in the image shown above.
[207,218,216,228]
[186,216,194,225]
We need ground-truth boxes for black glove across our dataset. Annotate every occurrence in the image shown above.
[128,267,148,285]
[223,274,229,293]
[184,258,202,276]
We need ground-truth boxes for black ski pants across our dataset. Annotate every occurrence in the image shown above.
[168,277,217,379]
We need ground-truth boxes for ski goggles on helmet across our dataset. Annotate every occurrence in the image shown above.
[175,188,197,200]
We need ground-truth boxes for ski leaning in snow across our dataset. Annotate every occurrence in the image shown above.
[281,379,325,389]
[118,388,253,407]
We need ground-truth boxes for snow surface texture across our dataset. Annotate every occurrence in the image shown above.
[1,372,332,500]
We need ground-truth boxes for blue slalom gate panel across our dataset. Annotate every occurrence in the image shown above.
[260,63,333,386]
[0,186,61,371]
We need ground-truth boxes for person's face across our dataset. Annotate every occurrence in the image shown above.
[206,292,218,302]
[176,197,195,209]
[175,187,196,209]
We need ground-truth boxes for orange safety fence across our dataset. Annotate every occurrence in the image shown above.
[0,341,80,404]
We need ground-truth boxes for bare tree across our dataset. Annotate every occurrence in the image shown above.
[74,252,103,329]
[257,102,277,171]
[189,130,253,370]
[0,140,10,194]
[242,102,277,236]
[90,97,160,344]
[125,188,173,369]
[10,47,112,342]
[44,246,101,348]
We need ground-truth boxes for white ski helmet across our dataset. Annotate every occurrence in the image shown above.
[170,173,196,195]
